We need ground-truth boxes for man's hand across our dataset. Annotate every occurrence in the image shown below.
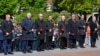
[83,26,86,28]
[60,33,62,35]
[95,28,97,31]
[38,32,40,35]
[6,32,9,36]
[49,29,52,32]
[29,29,35,32]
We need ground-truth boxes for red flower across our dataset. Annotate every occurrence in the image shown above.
[61,28,64,32]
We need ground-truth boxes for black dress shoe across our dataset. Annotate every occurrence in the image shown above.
[40,49,44,51]
[60,47,66,49]
[91,46,97,48]
[4,53,7,55]
[23,51,26,53]
[80,46,85,48]
[27,50,32,53]
[46,48,49,50]
[8,52,13,54]
[37,49,44,52]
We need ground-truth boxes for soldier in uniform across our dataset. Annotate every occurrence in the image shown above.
[45,15,54,50]
[35,13,46,51]
[58,15,67,49]
[22,13,35,53]
[1,14,14,55]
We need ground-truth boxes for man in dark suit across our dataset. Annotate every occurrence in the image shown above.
[68,14,78,48]
[35,13,46,51]
[22,13,35,53]
[1,14,14,55]
[90,16,98,47]
[58,15,67,49]
[45,15,54,50]
[78,15,86,48]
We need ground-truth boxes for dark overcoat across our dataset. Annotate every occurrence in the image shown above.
[35,19,46,40]
[22,18,35,40]
[45,20,54,36]
[58,21,67,38]
[1,20,13,39]
[77,19,86,35]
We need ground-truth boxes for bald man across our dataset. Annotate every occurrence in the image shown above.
[35,13,46,51]
[22,13,35,53]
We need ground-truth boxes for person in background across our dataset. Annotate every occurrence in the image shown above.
[97,26,100,40]
[52,24,59,48]
[12,22,17,51]
[32,29,38,51]
[15,24,22,51]
[85,23,91,46]
[97,22,100,40]
[0,25,4,53]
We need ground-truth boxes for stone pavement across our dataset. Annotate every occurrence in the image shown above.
[0,39,100,56]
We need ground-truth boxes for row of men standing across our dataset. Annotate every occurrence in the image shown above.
[0,13,99,55]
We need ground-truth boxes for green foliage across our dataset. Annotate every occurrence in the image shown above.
[14,11,59,23]
[54,0,100,14]
[20,0,47,11]
[0,0,100,23]
[0,0,18,16]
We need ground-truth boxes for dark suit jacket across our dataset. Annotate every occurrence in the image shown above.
[58,21,67,38]
[68,19,78,38]
[35,19,46,40]
[77,19,86,35]
[90,21,98,38]
[45,20,54,36]
[1,20,13,39]
[22,18,35,40]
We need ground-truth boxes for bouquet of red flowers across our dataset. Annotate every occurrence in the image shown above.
[40,28,43,33]
[61,28,64,33]
[71,32,75,37]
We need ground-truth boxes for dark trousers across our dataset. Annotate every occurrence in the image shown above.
[79,35,85,47]
[16,39,22,51]
[60,37,67,48]
[32,40,38,50]
[3,39,12,53]
[22,40,32,52]
[37,39,44,50]
[69,35,77,48]
[91,37,96,47]
[46,36,52,49]
[0,40,3,52]
[91,33,97,47]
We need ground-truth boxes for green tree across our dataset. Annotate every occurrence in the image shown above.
[0,0,18,16]
[54,0,100,14]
